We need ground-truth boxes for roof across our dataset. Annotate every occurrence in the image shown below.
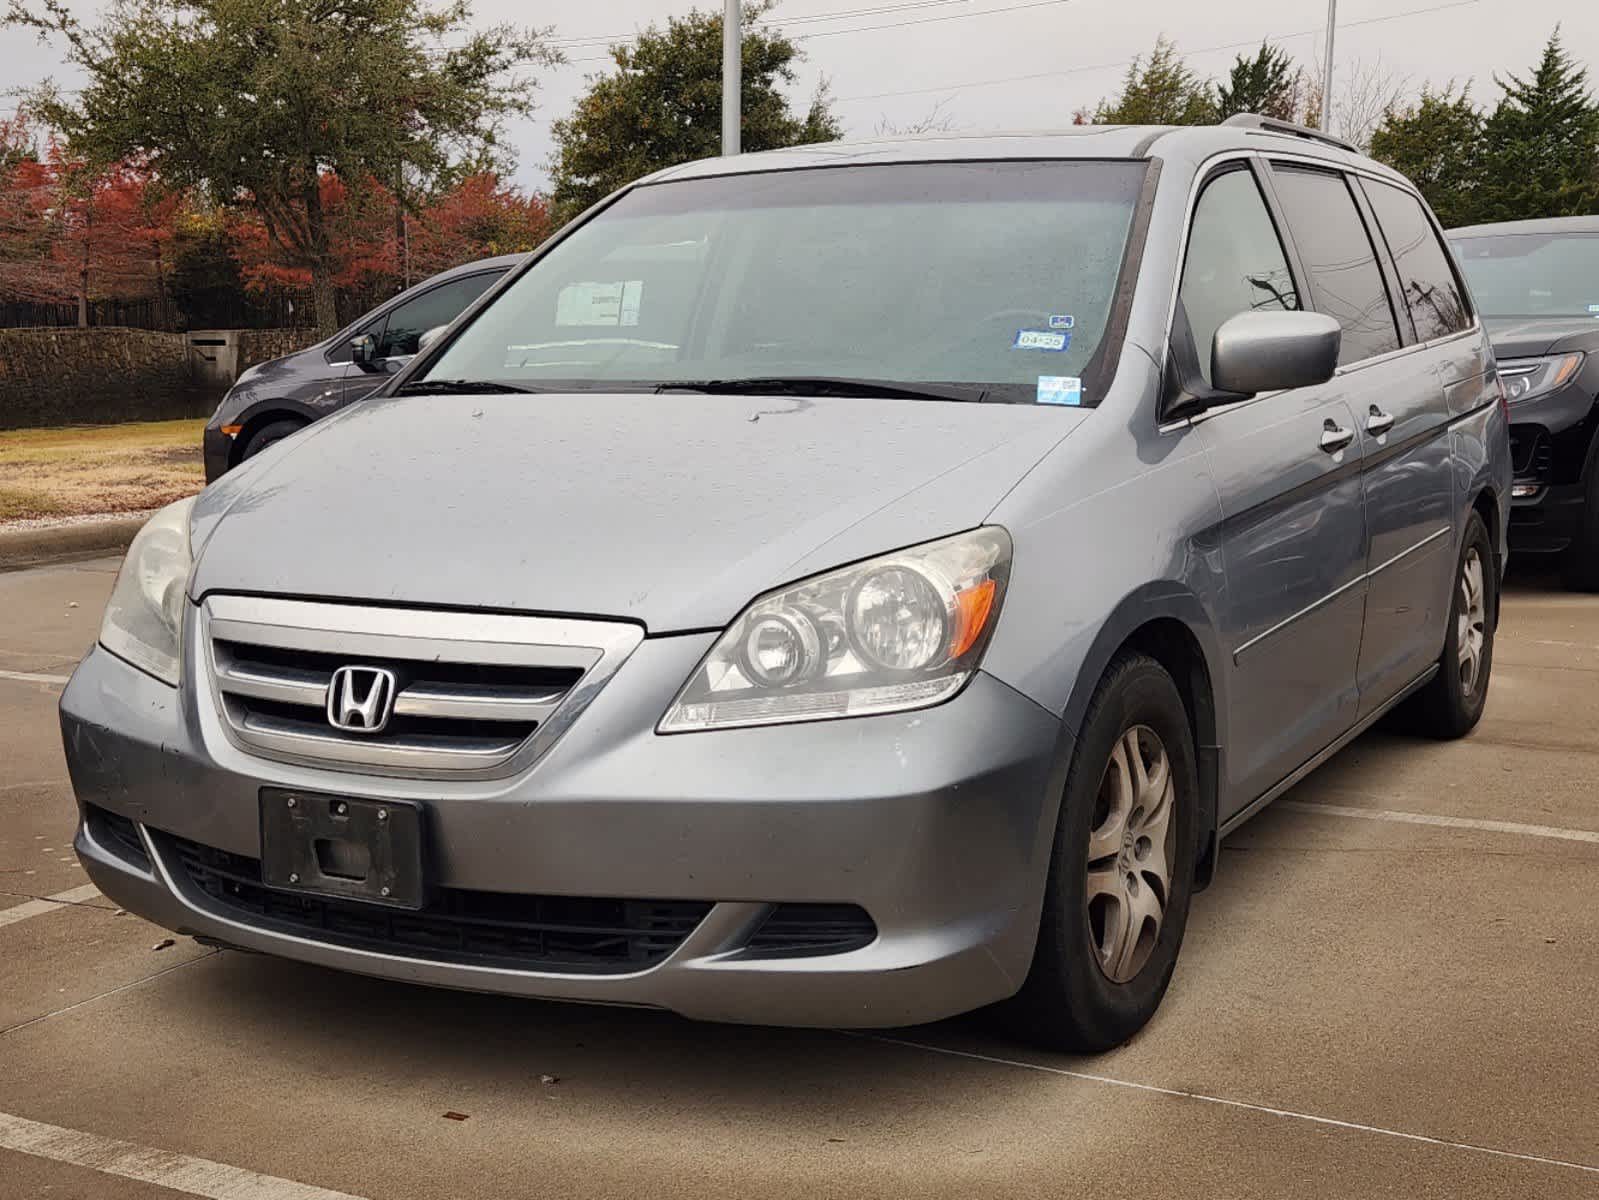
[425,253,525,282]
[643,123,1408,187]
[1449,215,1599,237]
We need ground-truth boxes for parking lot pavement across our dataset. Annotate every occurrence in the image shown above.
[2,558,1596,1199]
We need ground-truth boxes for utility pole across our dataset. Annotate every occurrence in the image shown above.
[723,0,741,155]
[1320,0,1337,134]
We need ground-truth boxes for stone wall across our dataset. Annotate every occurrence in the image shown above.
[240,328,318,372]
[0,326,317,430]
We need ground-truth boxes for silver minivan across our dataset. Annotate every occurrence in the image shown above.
[63,117,1510,1051]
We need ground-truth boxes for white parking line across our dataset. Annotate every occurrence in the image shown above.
[0,884,101,929]
[1280,801,1599,845]
[0,668,71,686]
[849,1034,1599,1178]
[0,1110,370,1200]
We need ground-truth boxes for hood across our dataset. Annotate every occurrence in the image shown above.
[1483,316,1599,359]
[190,392,1086,631]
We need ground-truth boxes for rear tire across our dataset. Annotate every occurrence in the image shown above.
[1406,511,1496,739]
[999,654,1199,1053]
[240,418,305,463]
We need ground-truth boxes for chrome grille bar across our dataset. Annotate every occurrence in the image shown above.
[199,595,643,779]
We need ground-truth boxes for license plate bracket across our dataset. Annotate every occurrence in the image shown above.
[260,788,426,909]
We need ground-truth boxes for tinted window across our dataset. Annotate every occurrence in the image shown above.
[424,162,1150,407]
[1360,180,1469,340]
[1451,233,1599,319]
[326,311,389,365]
[379,272,501,359]
[1269,165,1400,365]
[1179,168,1299,385]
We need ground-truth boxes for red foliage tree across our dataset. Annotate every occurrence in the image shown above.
[0,120,182,323]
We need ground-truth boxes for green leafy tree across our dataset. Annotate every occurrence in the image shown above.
[1216,43,1301,121]
[6,0,559,333]
[1474,28,1599,221]
[1369,86,1486,227]
[549,2,841,221]
[1081,36,1217,126]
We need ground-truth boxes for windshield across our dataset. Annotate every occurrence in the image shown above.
[1451,233,1599,320]
[422,161,1149,406]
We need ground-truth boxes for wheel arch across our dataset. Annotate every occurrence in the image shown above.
[230,405,313,469]
[1056,586,1227,891]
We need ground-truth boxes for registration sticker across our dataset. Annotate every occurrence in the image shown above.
[1013,329,1069,352]
[1037,376,1082,406]
[1048,314,1075,330]
[1589,303,1599,315]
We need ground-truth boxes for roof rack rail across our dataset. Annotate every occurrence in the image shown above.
[1221,113,1359,154]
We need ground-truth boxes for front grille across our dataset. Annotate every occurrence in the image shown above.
[201,596,641,778]
[163,834,712,974]
[745,903,877,957]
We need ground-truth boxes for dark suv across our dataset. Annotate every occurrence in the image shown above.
[1450,217,1599,588]
[201,255,520,481]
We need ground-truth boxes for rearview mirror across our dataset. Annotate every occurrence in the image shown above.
[350,333,380,371]
[1211,311,1341,396]
[416,325,448,354]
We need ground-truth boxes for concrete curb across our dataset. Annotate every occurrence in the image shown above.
[0,515,145,571]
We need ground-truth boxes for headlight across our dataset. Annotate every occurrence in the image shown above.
[1498,353,1583,404]
[99,496,197,686]
[659,527,1011,732]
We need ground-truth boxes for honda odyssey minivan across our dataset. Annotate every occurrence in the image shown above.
[63,116,1510,1051]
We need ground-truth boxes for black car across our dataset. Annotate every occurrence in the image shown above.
[202,255,521,481]
[1451,216,1599,588]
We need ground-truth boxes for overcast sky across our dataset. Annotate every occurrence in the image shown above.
[3,0,1594,193]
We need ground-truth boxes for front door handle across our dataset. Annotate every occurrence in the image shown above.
[1320,419,1355,455]
[1367,405,1396,436]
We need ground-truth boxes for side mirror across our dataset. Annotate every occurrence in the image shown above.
[1211,311,1341,396]
[416,325,448,354]
[350,333,380,371]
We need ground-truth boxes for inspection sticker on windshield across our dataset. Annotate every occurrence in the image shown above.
[1013,329,1070,352]
[1037,376,1082,406]
[1048,314,1075,330]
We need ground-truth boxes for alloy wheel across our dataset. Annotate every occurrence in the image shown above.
[1457,547,1487,697]
[1086,725,1176,984]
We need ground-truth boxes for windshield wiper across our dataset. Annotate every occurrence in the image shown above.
[655,376,988,403]
[394,379,540,396]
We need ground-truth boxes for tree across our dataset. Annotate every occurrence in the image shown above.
[1474,28,1599,222]
[1216,43,1302,121]
[548,2,841,222]
[7,0,559,333]
[0,137,179,320]
[1369,86,1486,228]
[1312,56,1410,150]
[1080,37,1216,126]
[407,173,551,279]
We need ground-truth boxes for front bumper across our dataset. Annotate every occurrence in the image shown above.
[61,638,1064,1028]
[1507,478,1586,554]
[202,425,232,484]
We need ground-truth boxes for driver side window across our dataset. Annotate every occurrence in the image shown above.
[1179,167,1299,386]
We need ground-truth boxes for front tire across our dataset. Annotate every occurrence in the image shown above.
[1406,511,1496,738]
[239,418,306,464]
[1002,654,1199,1053]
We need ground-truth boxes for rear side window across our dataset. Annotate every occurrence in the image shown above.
[1359,179,1471,341]
[379,272,502,359]
[1178,167,1299,386]
[1268,165,1401,366]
